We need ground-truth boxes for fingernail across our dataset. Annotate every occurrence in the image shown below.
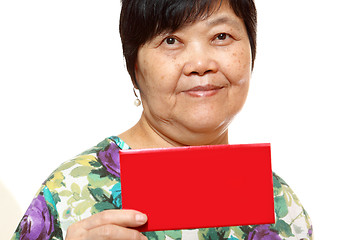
[141,234,148,240]
[136,213,147,223]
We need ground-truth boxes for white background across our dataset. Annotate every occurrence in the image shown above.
[1,0,359,239]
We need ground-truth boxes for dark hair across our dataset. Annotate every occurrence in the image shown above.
[120,0,257,87]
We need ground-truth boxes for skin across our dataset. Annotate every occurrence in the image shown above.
[65,210,148,240]
[66,2,251,239]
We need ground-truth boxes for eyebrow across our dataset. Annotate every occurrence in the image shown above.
[206,16,241,29]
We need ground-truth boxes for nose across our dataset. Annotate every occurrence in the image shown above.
[183,43,219,76]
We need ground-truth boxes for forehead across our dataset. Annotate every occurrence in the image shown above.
[192,5,241,29]
[146,0,239,36]
[160,2,242,35]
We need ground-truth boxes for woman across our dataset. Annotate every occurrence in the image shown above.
[12,0,312,239]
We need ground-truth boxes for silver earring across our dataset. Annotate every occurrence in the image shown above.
[133,87,141,107]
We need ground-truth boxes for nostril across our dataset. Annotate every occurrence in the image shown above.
[190,69,212,76]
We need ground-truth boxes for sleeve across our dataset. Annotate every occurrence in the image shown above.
[10,138,121,240]
[272,172,313,239]
[11,185,63,240]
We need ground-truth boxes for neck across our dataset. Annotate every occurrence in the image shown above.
[118,113,229,149]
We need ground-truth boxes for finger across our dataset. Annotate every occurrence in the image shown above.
[80,209,147,230]
[87,224,148,240]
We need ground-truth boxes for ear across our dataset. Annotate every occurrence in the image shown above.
[133,62,140,89]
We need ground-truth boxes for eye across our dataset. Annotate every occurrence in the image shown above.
[159,35,183,50]
[213,33,234,46]
[216,33,229,41]
[165,37,177,45]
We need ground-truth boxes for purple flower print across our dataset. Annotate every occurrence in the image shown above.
[247,225,281,240]
[97,142,120,178]
[19,194,54,240]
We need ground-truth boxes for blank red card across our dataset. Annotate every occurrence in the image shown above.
[119,143,274,232]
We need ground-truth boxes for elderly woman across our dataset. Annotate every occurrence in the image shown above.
[12,0,312,239]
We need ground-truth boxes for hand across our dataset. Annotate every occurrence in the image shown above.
[65,209,148,240]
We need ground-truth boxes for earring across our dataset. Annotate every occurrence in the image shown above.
[133,87,141,107]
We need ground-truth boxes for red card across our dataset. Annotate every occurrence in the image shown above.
[119,143,274,232]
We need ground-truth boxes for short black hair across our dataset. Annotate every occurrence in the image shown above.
[120,0,257,87]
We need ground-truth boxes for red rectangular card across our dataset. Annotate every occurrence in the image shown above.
[119,143,274,232]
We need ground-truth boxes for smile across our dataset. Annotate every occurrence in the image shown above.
[183,84,224,97]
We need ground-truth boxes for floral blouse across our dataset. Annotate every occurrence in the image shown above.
[11,136,313,240]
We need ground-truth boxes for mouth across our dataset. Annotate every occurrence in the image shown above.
[183,84,224,97]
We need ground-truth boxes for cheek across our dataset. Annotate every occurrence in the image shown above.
[224,49,251,84]
[138,59,180,100]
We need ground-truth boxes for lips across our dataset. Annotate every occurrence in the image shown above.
[183,84,223,97]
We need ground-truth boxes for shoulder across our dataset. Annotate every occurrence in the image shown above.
[12,137,124,239]
[44,137,120,197]
[46,137,121,185]
[45,137,123,224]
[271,172,313,239]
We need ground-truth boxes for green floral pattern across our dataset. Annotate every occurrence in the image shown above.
[12,137,312,239]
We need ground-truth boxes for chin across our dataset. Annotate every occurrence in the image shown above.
[185,118,230,135]
[178,127,229,146]
[184,110,234,130]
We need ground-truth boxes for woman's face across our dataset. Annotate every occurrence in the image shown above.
[135,2,251,145]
